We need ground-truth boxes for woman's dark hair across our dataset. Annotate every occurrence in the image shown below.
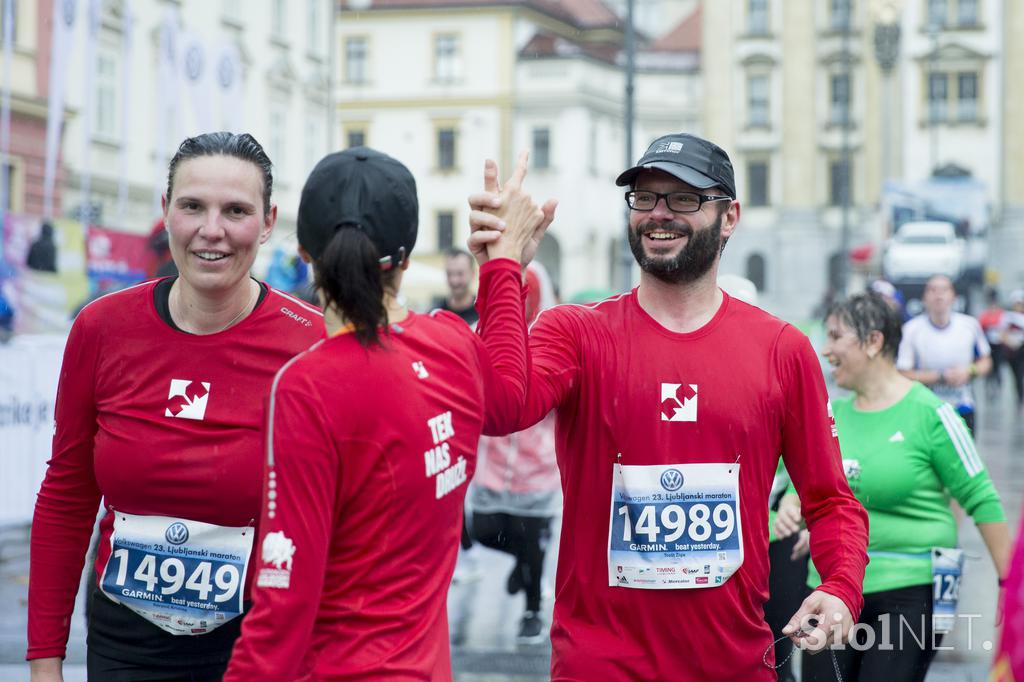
[826,291,903,360]
[166,132,273,215]
[314,227,400,347]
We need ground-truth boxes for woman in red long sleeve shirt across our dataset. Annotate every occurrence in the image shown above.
[28,132,325,681]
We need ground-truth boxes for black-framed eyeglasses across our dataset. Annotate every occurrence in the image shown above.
[624,190,732,213]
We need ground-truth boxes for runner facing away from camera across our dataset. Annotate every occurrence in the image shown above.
[224,148,553,681]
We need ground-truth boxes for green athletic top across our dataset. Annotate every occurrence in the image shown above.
[805,382,1004,594]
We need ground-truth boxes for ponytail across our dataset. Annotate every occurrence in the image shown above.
[314,228,394,347]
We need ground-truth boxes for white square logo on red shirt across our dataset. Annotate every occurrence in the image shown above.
[165,379,211,420]
[661,383,697,422]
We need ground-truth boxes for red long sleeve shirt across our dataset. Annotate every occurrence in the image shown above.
[224,259,529,681]
[478,287,869,681]
[27,281,324,660]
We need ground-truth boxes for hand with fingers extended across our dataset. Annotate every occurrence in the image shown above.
[467,152,557,268]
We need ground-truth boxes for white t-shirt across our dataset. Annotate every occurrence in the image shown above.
[897,312,991,411]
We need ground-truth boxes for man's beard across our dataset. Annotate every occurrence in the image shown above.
[628,212,724,285]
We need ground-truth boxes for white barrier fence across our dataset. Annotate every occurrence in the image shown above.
[0,334,66,526]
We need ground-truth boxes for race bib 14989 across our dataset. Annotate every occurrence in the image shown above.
[608,461,744,589]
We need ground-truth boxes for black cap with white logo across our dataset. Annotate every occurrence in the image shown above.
[298,147,419,268]
[615,133,736,199]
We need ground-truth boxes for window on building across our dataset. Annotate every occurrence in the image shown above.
[223,0,242,18]
[747,161,769,207]
[269,107,286,172]
[828,251,844,291]
[748,0,769,35]
[532,128,550,170]
[272,0,287,38]
[305,113,323,172]
[829,158,852,206]
[747,74,770,127]
[927,0,947,28]
[0,0,18,44]
[437,211,455,251]
[957,72,978,121]
[830,0,852,31]
[345,37,368,84]
[346,128,366,148]
[307,0,320,50]
[830,73,851,125]
[1,162,15,212]
[957,0,979,26]
[746,252,767,292]
[95,52,119,139]
[434,34,460,82]
[438,128,457,170]
[928,72,949,122]
[588,121,598,175]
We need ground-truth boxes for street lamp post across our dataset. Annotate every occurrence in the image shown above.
[327,0,339,151]
[927,20,941,175]
[871,2,902,182]
[337,0,375,153]
[619,0,636,294]
[838,9,853,295]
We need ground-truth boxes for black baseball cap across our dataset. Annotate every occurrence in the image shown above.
[615,133,736,199]
[297,147,419,268]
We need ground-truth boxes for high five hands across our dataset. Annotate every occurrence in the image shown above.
[467,151,558,267]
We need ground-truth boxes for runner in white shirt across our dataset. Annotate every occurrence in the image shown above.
[896,274,991,432]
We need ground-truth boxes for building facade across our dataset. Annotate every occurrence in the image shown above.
[56,0,333,250]
[336,0,700,299]
[3,0,62,217]
[703,0,1013,319]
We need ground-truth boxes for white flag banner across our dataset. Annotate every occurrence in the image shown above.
[153,6,179,214]
[1,0,15,217]
[115,4,134,224]
[180,31,213,135]
[43,0,79,218]
[215,42,243,132]
[77,0,100,225]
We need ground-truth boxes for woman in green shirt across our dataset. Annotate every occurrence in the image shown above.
[775,292,1010,682]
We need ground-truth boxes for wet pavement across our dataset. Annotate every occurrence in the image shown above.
[0,377,1019,681]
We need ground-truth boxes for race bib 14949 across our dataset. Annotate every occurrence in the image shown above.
[100,511,254,635]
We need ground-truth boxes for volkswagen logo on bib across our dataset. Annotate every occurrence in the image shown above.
[660,468,684,492]
[165,522,190,545]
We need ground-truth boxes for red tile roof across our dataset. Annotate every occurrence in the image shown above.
[519,30,620,63]
[341,0,621,31]
[534,0,620,28]
[651,6,701,52]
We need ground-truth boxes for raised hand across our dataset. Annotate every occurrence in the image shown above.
[467,151,557,268]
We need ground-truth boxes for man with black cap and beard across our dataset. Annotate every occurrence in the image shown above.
[468,133,869,681]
